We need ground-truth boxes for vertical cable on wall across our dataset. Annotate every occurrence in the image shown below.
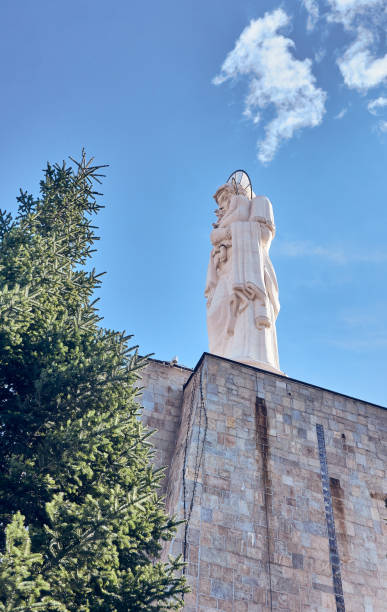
[181,363,208,573]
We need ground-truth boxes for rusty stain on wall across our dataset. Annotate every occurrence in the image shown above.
[330,477,349,562]
[255,396,273,609]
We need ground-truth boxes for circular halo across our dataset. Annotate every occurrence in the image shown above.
[226,169,253,200]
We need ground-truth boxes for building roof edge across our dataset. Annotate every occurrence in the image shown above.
[182,352,386,411]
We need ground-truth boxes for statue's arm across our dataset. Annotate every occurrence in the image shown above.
[210,227,231,246]
[220,196,250,227]
[250,196,275,234]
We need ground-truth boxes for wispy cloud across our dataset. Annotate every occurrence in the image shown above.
[368,96,387,132]
[377,119,387,132]
[341,310,384,327]
[334,108,348,119]
[330,334,387,350]
[330,305,387,351]
[302,0,320,31]
[212,9,326,164]
[367,96,387,114]
[314,48,326,63]
[275,240,387,264]
[326,0,385,29]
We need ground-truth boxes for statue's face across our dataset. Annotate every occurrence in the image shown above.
[216,190,231,220]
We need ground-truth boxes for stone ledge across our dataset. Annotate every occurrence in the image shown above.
[185,352,386,411]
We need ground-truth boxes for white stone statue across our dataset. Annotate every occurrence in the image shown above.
[205,181,282,374]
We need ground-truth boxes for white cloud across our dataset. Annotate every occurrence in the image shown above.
[337,27,387,90]
[275,240,387,264]
[213,9,326,164]
[325,1,387,94]
[367,96,387,114]
[302,0,320,31]
[378,119,387,132]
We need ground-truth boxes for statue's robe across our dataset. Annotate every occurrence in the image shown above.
[205,194,280,373]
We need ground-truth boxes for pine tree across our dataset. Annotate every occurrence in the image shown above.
[0,512,65,611]
[0,153,188,611]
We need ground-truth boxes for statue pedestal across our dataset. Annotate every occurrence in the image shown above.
[227,353,285,375]
[139,352,386,612]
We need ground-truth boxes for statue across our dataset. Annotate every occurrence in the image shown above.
[205,179,282,374]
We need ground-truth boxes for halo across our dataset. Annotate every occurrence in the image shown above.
[226,169,253,200]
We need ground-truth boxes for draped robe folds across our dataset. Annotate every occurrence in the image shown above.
[205,194,281,373]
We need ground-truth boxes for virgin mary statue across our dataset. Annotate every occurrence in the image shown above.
[205,180,281,374]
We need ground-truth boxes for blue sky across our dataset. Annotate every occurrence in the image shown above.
[1,0,386,405]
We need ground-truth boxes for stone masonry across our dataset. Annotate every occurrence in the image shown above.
[137,358,191,493]
[139,353,387,611]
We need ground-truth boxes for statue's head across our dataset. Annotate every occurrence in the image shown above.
[213,183,247,221]
[213,182,246,204]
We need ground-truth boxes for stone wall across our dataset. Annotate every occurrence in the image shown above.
[137,358,191,492]
[139,353,387,612]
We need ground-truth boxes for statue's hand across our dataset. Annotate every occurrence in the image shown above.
[256,315,271,329]
[220,245,227,263]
